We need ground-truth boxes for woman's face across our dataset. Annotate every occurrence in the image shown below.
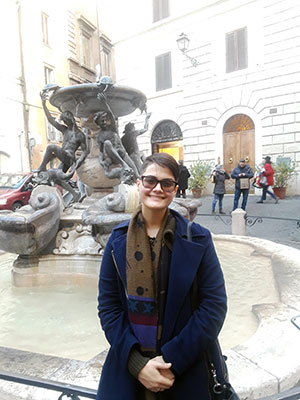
[137,163,178,212]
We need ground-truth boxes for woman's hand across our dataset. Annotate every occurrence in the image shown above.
[137,358,175,392]
[152,355,175,380]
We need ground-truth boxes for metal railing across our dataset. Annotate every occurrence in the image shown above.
[196,213,300,228]
[0,370,97,399]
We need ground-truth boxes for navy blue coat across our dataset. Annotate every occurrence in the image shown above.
[96,209,227,400]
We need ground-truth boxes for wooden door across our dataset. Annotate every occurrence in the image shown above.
[223,129,255,192]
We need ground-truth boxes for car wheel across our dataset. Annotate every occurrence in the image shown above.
[12,202,23,212]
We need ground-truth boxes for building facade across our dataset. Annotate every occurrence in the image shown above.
[0,0,113,183]
[99,0,300,195]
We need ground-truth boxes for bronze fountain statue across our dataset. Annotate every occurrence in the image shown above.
[0,77,200,285]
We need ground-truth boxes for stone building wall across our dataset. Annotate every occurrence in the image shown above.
[104,0,300,194]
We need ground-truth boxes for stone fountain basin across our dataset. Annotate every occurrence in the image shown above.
[50,83,147,118]
[213,235,300,399]
[0,235,299,400]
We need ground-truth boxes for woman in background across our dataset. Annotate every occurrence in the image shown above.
[211,164,230,214]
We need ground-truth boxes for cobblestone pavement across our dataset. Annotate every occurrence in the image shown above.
[192,194,300,251]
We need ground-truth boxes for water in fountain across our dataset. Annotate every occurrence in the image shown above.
[0,239,279,361]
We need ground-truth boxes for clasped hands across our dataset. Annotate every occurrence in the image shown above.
[138,355,175,393]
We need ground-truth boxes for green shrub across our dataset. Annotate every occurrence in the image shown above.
[189,160,213,190]
[273,160,297,188]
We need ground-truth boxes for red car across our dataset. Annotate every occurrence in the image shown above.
[0,174,36,211]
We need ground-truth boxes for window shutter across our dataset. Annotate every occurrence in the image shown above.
[226,27,247,73]
[153,0,169,22]
[237,28,247,69]
[226,32,235,73]
[161,0,169,19]
[155,52,172,91]
[153,0,159,22]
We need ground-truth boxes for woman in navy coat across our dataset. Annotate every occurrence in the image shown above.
[96,153,227,400]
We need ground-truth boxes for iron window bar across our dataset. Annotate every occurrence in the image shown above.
[0,370,97,399]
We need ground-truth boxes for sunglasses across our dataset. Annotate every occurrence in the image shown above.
[141,175,178,192]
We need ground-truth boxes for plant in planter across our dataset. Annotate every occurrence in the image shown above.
[273,159,297,199]
[189,160,213,198]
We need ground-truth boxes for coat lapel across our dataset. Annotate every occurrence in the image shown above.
[161,231,206,343]
[111,232,127,291]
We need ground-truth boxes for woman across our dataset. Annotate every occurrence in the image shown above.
[211,165,230,214]
[96,153,227,399]
[256,156,279,204]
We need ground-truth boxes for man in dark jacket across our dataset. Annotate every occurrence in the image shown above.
[231,159,254,211]
[176,160,190,198]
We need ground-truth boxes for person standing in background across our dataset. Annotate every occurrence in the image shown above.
[211,165,230,214]
[256,156,278,204]
[176,160,190,198]
[231,159,254,211]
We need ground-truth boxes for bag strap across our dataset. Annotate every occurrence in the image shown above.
[187,222,199,312]
[186,221,228,394]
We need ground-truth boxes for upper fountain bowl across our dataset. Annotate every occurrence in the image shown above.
[49,83,147,118]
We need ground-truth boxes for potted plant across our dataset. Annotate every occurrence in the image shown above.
[189,160,213,198]
[273,159,297,199]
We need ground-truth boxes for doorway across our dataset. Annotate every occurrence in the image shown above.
[151,120,183,161]
[153,141,183,161]
[223,114,255,192]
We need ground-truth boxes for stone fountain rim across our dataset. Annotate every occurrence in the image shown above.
[213,234,300,399]
[0,235,299,399]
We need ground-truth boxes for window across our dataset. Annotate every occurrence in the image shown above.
[81,29,92,68]
[44,66,54,85]
[41,12,49,45]
[102,50,111,76]
[226,27,248,73]
[153,0,169,22]
[155,52,172,92]
[45,119,62,143]
[100,35,114,78]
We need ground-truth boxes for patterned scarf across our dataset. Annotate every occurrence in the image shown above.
[126,205,175,353]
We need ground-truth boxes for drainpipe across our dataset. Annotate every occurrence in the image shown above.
[95,0,101,76]
[17,0,31,172]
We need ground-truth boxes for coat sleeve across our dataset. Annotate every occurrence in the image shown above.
[245,166,254,179]
[98,231,139,368]
[231,167,239,179]
[161,232,227,376]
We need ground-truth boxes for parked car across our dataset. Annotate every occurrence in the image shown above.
[0,174,36,211]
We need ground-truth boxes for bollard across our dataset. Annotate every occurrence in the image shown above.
[231,208,246,235]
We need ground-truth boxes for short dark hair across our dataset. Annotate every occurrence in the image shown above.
[140,153,179,181]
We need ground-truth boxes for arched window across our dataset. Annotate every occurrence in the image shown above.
[223,114,254,133]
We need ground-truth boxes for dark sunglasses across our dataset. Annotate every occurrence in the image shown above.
[141,175,178,192]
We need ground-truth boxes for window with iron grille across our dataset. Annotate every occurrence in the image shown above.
[153,0,169,22]
[226,27,248,73]
[155,52,172,92]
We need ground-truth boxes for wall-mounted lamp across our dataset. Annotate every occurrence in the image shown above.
[176,33,200,67]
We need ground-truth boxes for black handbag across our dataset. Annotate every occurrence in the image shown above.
[187,222,240,400]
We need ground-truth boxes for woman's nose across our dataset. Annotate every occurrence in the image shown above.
[153,182,163,191]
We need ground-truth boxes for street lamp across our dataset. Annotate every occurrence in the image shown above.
[176,32,200,67]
